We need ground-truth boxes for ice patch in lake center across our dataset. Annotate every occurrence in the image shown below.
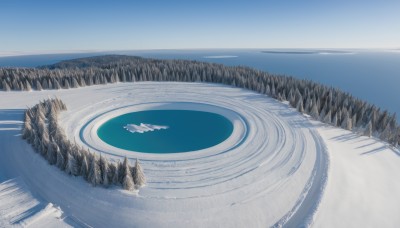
[123,123,169,134]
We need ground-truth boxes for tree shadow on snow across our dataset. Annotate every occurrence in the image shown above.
[0,109,25,136]
[329,132,360,142]
[360,144,400,157]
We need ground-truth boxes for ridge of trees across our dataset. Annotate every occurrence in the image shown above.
[22,98,146,191]
[1,55,398,148]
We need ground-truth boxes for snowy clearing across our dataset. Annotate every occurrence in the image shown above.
[0,82,399,227]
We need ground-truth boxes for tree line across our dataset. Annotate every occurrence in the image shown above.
[22,97,146,191]
[1,55,398,148]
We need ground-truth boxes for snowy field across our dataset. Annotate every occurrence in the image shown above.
[0,82,399,227]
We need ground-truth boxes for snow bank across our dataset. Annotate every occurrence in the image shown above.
[0,178,69,227]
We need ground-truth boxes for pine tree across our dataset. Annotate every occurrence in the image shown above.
[332,112,338,127]
[122,157,135,190]
[133,158,146,187]
[99,155,110,186]
[296,99,304,113]
[310,102,319,119]
[46,140,57,165]
[25,81,32,91]
[380,124,391,141]
[352,114,357,130]
[56,147,65,170]
[80,155,89,180]
[323,110,332,124]
[22,112,32,140]
[319,105,326,121]
[35,80,43,91]
[2,81,11,91]
[341,110,349,129]
[364,121,373,137]
[345,115,353,131]
[108,162,116,183]
[66,152,78,176]
[123,171,134,191]
[40,127,50,156]
[88,155,101,186]
[72,77,79,88]
[112,162,120,185]
[64,79,70,89]
[118,161,125,183]
[33,133,41,152]
[36,105,46,124]
[54,79,62,89]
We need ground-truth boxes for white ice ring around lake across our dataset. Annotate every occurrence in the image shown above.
[79,102,247,159]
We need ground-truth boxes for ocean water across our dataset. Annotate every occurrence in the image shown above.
[97,110,233,153]
[1,49,399,117]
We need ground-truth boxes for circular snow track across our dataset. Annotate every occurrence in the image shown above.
[80,102,247,157]
[54,82,327,227]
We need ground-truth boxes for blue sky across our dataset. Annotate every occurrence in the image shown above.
[0,0,399,52]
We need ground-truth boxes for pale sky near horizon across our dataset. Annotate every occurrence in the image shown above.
[0,0,399,52]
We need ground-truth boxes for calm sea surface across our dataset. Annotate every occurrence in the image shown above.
[1,49,399,117]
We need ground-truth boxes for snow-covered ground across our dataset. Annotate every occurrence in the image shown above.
[0,82,399,227]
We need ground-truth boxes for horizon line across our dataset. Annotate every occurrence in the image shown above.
[1,47,399,58]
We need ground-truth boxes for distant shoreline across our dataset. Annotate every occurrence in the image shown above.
[261,50,354,55]
[2,48,398,58]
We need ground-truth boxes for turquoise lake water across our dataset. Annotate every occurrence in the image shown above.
[97,110,233,153]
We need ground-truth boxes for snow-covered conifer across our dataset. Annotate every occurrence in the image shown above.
[54,79,62,89]
[112,162,120,185]
[40,130,49,156]
[123,171,134,191]
[35,80,43,91]
[80,155,89,180]
[33,133,41,152]
[134,158,146,187]
[26,81,32,91]
[56,147,65,170]
[351,114,357,130]
[88,155,101,186]
[332,112,338,126]
[99,155,110,186]
[72,77,79,88]
[66,152,79,176]
[323,110,332,124]
[380,124,391,141]
[319,105,326,121]
[46,140,57,165]
[122,157,135,190]
[63,79,70,89]
[310,102,319,119]
[363,121,373,137]
[2,81,11,91]
[22,112,32,140]
[296,99,304,113]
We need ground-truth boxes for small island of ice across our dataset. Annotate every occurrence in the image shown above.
[123,123,169,133]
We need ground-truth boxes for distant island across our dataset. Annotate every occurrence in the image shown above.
[261,50,353,55]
